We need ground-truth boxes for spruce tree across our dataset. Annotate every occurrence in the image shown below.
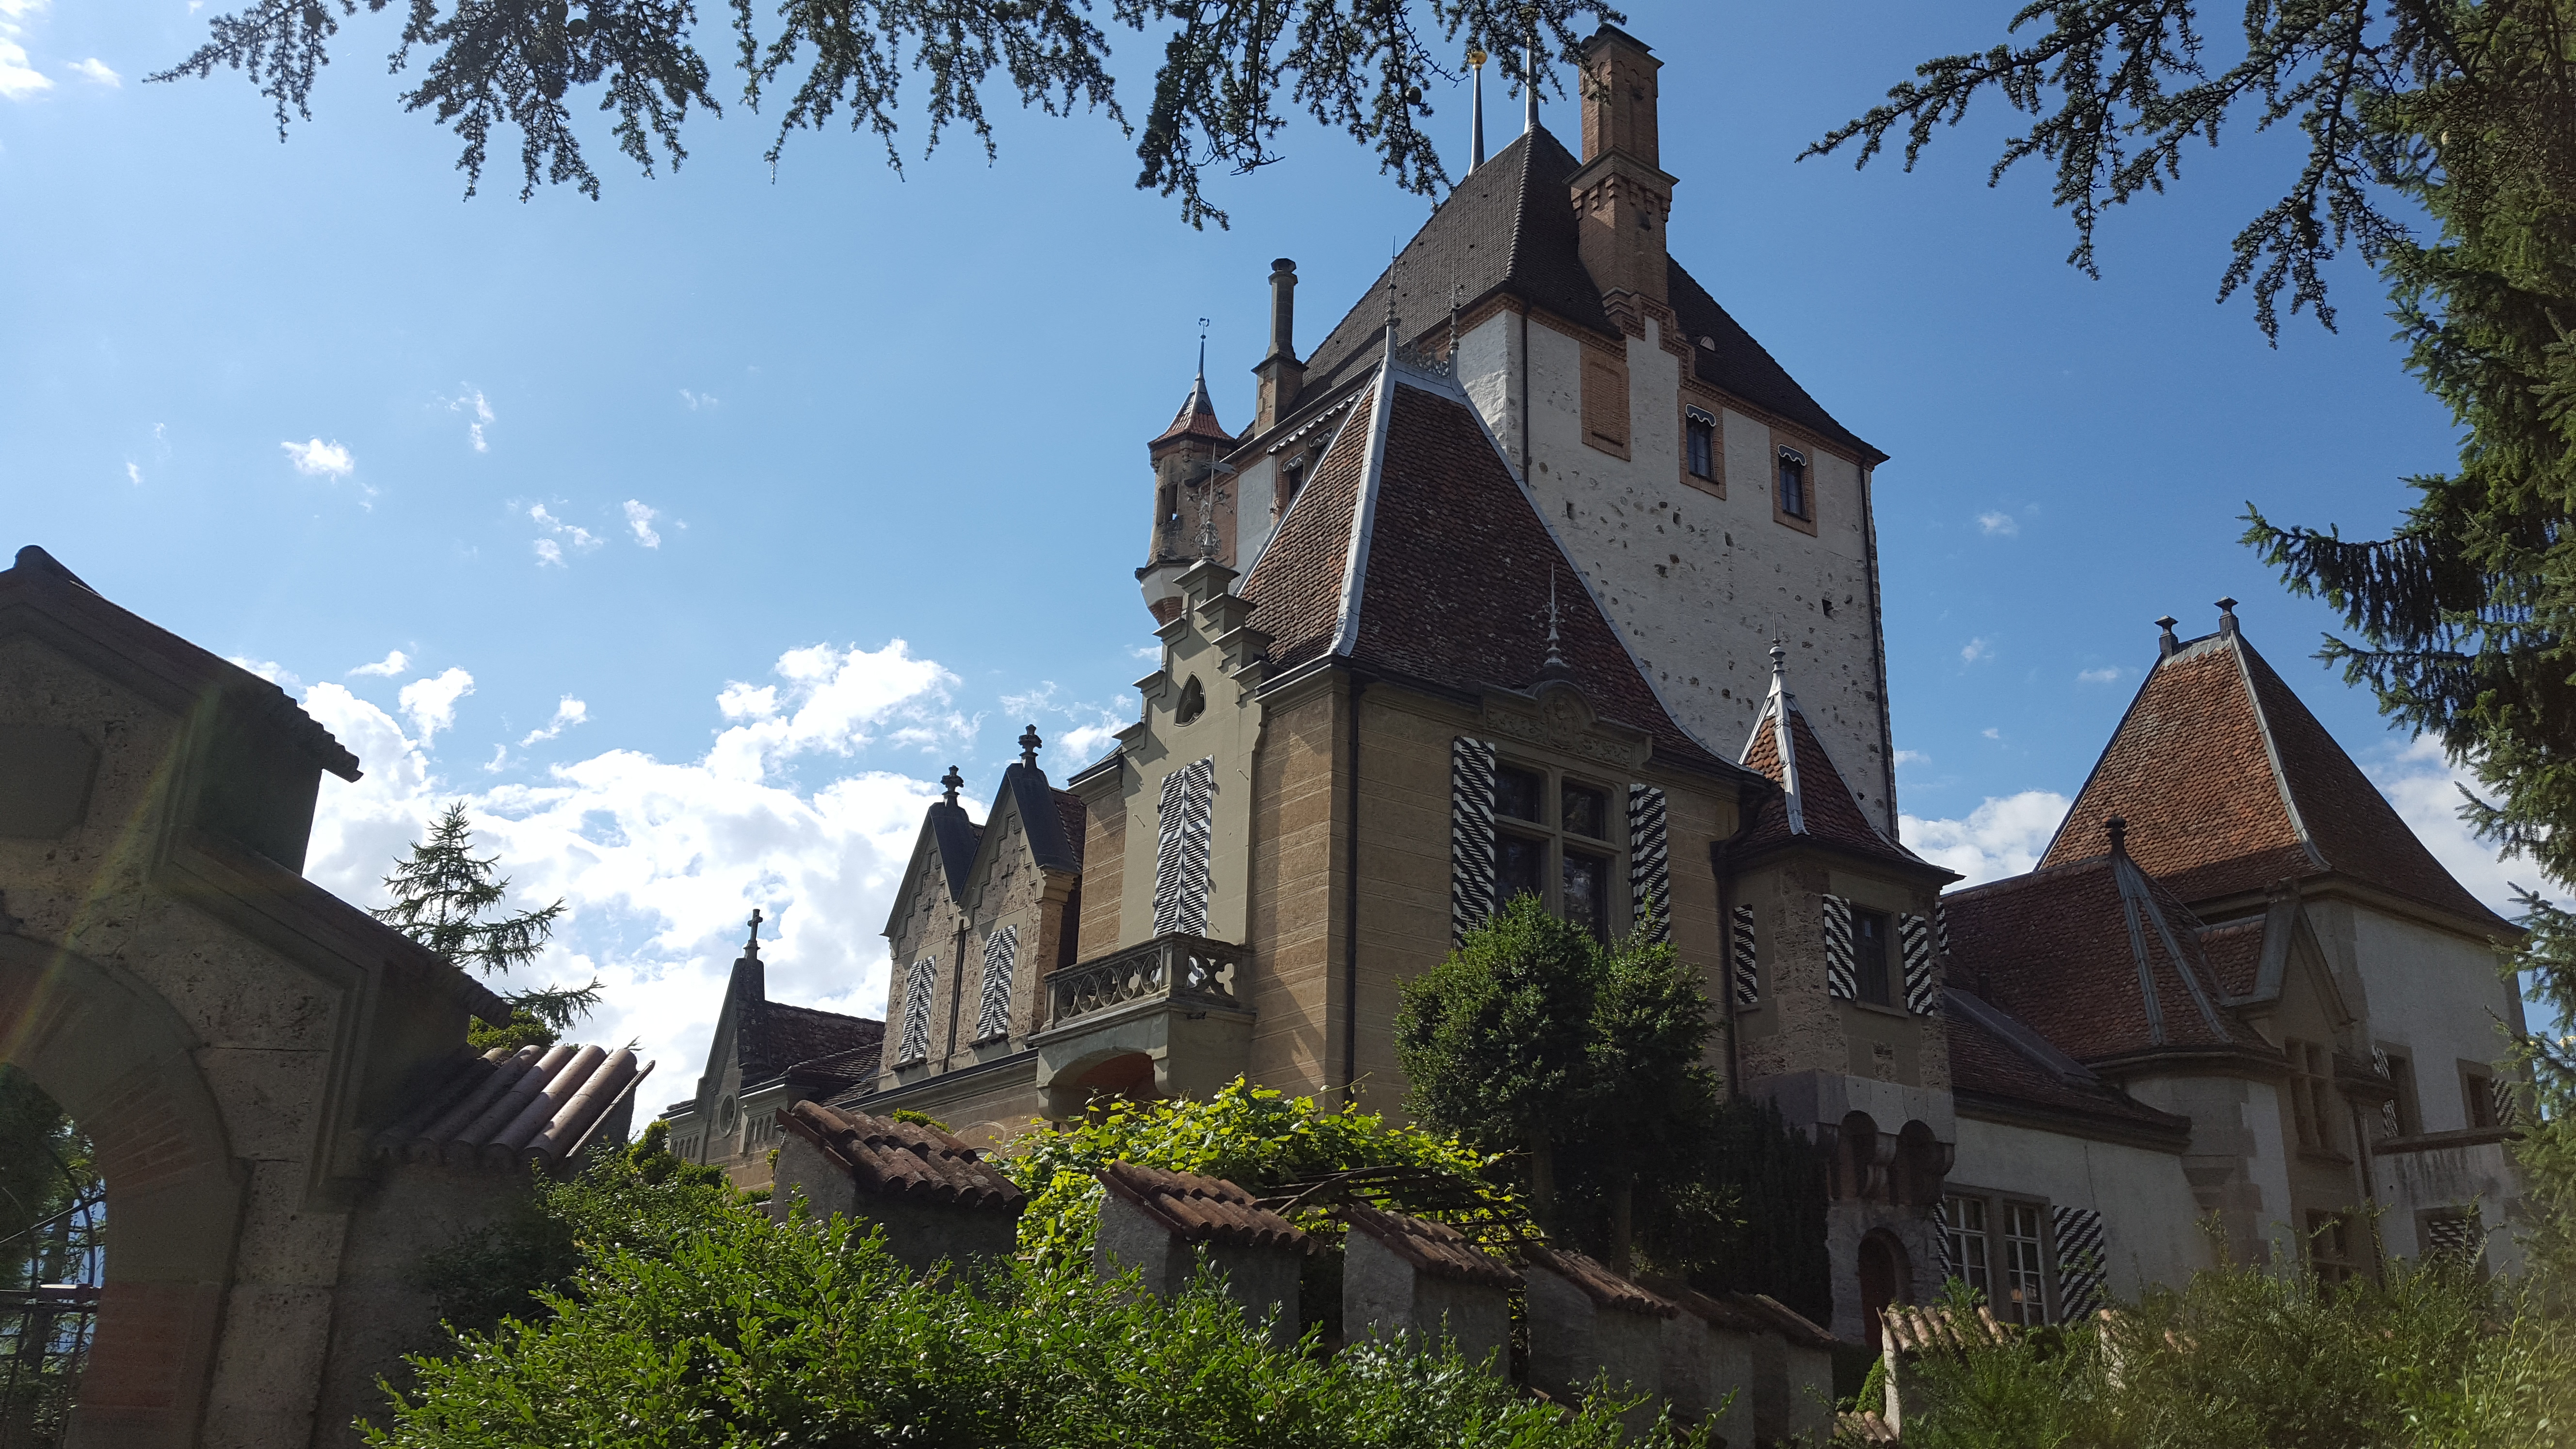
[373,802,599,1046]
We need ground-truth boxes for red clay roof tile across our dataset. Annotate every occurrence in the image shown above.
[780,1100,1024,1210]
[1097,1161,1309,1253]
[1521,1245,1676,1317]
[372,1042,652,1171]
[1339,1201,1520,1288]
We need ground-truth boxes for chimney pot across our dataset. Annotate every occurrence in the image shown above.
[2216,597,2239,636]
[1254,259,1306,433]
[2106,816,2128,856]
[2156,615,2179,658]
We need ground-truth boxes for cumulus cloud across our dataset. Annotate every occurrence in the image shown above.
[226,656,303,693]
[1901,791,2071,886]
[1982,727,2002,740]
[1893,749,1929,768]
[398,667,474,741]
[1977,511,2018,537]
[1961,638,1993,664]
[2077,666,2125,685]
[66,56,112,84]
[520,695,589,746]
[0,0,50,100]
[281,437,354,477]
[2363,736,2566,916]
[448,386,494,451]
[297,639,969,1086]
[349,649,411,678]
[624,499,661,548]
[534,538,564,567]
[528,503,602,563]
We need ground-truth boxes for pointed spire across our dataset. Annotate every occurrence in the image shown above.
[1765,640,1805,835]
[1018,724,1043,769]
[1467,47,1487,169]
[1537,568,1574,682]
[1523,32,1539,135]
[940,765,964,805]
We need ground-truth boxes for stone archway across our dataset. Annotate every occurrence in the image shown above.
[0,932,243,1449]
[1857,1228,1911,1353]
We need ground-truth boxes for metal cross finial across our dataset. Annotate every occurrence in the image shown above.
[1019,723,1042,768]
[940,765,964,804]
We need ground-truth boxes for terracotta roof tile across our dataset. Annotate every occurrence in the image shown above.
[1944,989,2193,1139]
[2198,920,2267,1000]
[1521,1245,1676,1317]
[1723,1291,1843,1350]
[2041,628,2499,926]
[1635,1274,1775,1334]
[1152,372,1236,448]
[1338,1201,1520,1288]
[1736,657,1932,872]
[371,1043,653,1171]
[779,1100,1025,1210]
[1096,1162,1309,1253]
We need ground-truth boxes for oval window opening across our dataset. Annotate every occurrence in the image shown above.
[1174,676,1207,726]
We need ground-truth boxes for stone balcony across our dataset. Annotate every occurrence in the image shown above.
[1029,933,1256,1118]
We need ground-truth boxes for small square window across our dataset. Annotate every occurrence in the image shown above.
[1496,765,1546,824]
[1854,909,1893,1006]
[1497,834,1547,909]
[1685,409,1716,481]
[1777,447,1809,520]
[2000,1203,2047,1325]
[1562,849,1610,938]
[1561,782,1609,840]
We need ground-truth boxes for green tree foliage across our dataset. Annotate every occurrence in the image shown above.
[1642,1095,1832,1329]
[148,0,1620,219]
[0,1067,102,1448]
[373,802,601,1037]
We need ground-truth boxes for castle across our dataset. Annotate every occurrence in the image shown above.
[661,25,2534,1345]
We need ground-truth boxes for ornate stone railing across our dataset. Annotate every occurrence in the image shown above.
[1045,933,1244,1029]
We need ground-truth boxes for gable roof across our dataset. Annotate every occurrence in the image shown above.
[2040,620,2501,928]
[1096,1162,1309,1252]
[1735,644,1937,872]
[997,761,1081,875]
[1943,835,2251,1063]
[1235,342,1740,777]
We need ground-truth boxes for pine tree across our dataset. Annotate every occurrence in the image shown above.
[373,802,599,1044]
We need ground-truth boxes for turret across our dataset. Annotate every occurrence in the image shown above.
[1140,359,1237,624]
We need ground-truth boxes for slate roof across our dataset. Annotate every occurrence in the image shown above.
[1735,645,1936,872]
[778,1100,1025,1209]
[997,761,1081,874]
[1338,1201,1520,1288]
[739,1000,884,1088]
[1053,789,1088,869]
[1943,988,2193,1143]
[1290,127,1877,463]
[372,1042,653,1170]
[1521,1245,1676,1317]
[1944,843,2251,1064]
[1096,1162,1310,1252]
[2040,620,2501,927]
[777,1036,888,1095]
[1235,344,1741,777]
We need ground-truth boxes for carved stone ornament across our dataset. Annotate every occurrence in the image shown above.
[1477,684,1649,770]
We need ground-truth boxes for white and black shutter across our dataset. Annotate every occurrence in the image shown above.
[1149,757,1217,937]
[1730,904,1760,1008]
[1627,783,1671,944]
[1932,1199,1954,1281]
[895,957,937,1063]
[1900,912,1940,1016]
[1934,900,1952,957]
[1823,894,1857,1000]
[2051,1206,2107,1322]
[972,925,1018,1042]
[1451,737,1498,944]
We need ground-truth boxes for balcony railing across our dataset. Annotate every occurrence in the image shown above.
[1045,933,1244,1029]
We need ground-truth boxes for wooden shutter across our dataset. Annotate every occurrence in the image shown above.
[972,925,1018,1042]
[1149,757,1217,937]
[1627,783,1670,944]
[1730,904,1759,1008]
[2052,1206,2107,1322]
[1900,912,1939,1016]
[1823,894,1856,1000]
[895,957,936,1063]
[1582,351,1630,458]
[1451,737,1498,944]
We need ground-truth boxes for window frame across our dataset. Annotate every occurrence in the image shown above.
[1682,403,1721,496]
[1489,756,1628,938]
[1852,907,1896,1007]
[1773,444,1819,535]
[1941,1186,2056,1324]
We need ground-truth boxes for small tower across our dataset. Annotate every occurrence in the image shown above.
[1141,346,1239,624]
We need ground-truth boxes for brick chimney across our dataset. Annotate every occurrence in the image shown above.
[1567,25,1673,309]
[1253,258,1304,434]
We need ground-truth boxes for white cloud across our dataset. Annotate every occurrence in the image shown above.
[1982,726,2002,740]
[1977,511,2018,537]
[679,389,719,410]
[349,649,410,678]
[529,503,602,563]
[2077,666,2125,685]
[297,639,970,1088]
[66,56,113,85]
[1961,637,1993,664]
[520,695,589,746]
[281,437,355,477]
[1893,749,1930,768]
[624,499,661,548]
[1901,791,2071,887]
[2363,736,2567,917]
[226,655,303,693]
[534,538,565,567]
[124,462,140,485]
[447,386,494,451]
[398,667,474,742]
[0,0,49,100]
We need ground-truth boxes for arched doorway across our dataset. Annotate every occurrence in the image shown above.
[1858,1229,1912,1352]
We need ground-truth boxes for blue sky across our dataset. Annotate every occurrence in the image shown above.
[4,0,2536,1083]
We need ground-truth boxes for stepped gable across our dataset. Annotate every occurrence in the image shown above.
[1337,1201,1520,1288]
[1735,645,1931,870]
[371,1042,653,1170]
[1095,1162,1310,1252]
[778,1100,1024,1208]
[1236,348,1737,776]
[2040,618,2499,927]
[1944,831,2249,1064]
[1943,988,2192,1144]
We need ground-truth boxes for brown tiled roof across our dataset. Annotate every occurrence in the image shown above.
[1520,1246,1676,1317]
[1636,1274,1775,1334]
[371,1043,653,1170]
[1944,989,2193,1141]
[1152,372,1236,448]
[1725,1292,1843,1350]
[2041,626,2500,927]
[1236,356,1737,775]
[780,1039,887,1095]
[1096,1162,1309,1252]
[1943,850,2250,1063]
[740,1000,883,1087]
[1736,657,1934,872]
[1667,262,1883,464]
[1338,1201,1520,1288]
[2199,919,2267,1000]
[778,1100,1025,1209]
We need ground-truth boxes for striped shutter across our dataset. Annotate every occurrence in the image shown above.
[1451,737,1499,944]
[1932,1199,1954,1281]
[1900,913,1940,1015]
[1149,757,1217,937]
[972,925,1018,1042]
[1823,894,1857,1000]
[1934,900,1952,957]
[1730,904,1759,1008]
[895,957,936,1063]
[2490,1077,2522,1129]
[1627,784,1671,944]
[2052,1206,2107,1322]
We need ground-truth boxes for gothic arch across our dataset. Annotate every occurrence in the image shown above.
[0,930,245,1449]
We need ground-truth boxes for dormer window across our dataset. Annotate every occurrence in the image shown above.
[1777,446,1809,521]
[1685,407,1717,482]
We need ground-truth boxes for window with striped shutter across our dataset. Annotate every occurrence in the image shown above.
[1730,904,1759,1007]
[972,925,1018,1043]
[1450,737,1498,945]
[1149,757,1217,937]
[895,957,936,1063]
[2052,1206,2107,1322]
[1900,912,1940,1015]
[1627,783,1669,944]
[1823,894,1857,1000]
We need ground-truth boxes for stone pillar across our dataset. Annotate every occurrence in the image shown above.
[1337,1202,1516,1371]
[1638,1276,1765,1446]
[1094,1162,1307,1348]
[1521,1246,1676,1432]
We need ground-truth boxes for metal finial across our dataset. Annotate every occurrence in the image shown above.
[1019,723,1042,768]
[940,765,963,804]
[2106,816,2128,856]
[1536,567,1574,681]
[1770,638,1788,677]
[1385,237,1400,340]
[1523,30,1539,135]
[1467,47,1487,169]
[745,907,763,956]
[1196,317,1208,378]
[1449,274,1461,362]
